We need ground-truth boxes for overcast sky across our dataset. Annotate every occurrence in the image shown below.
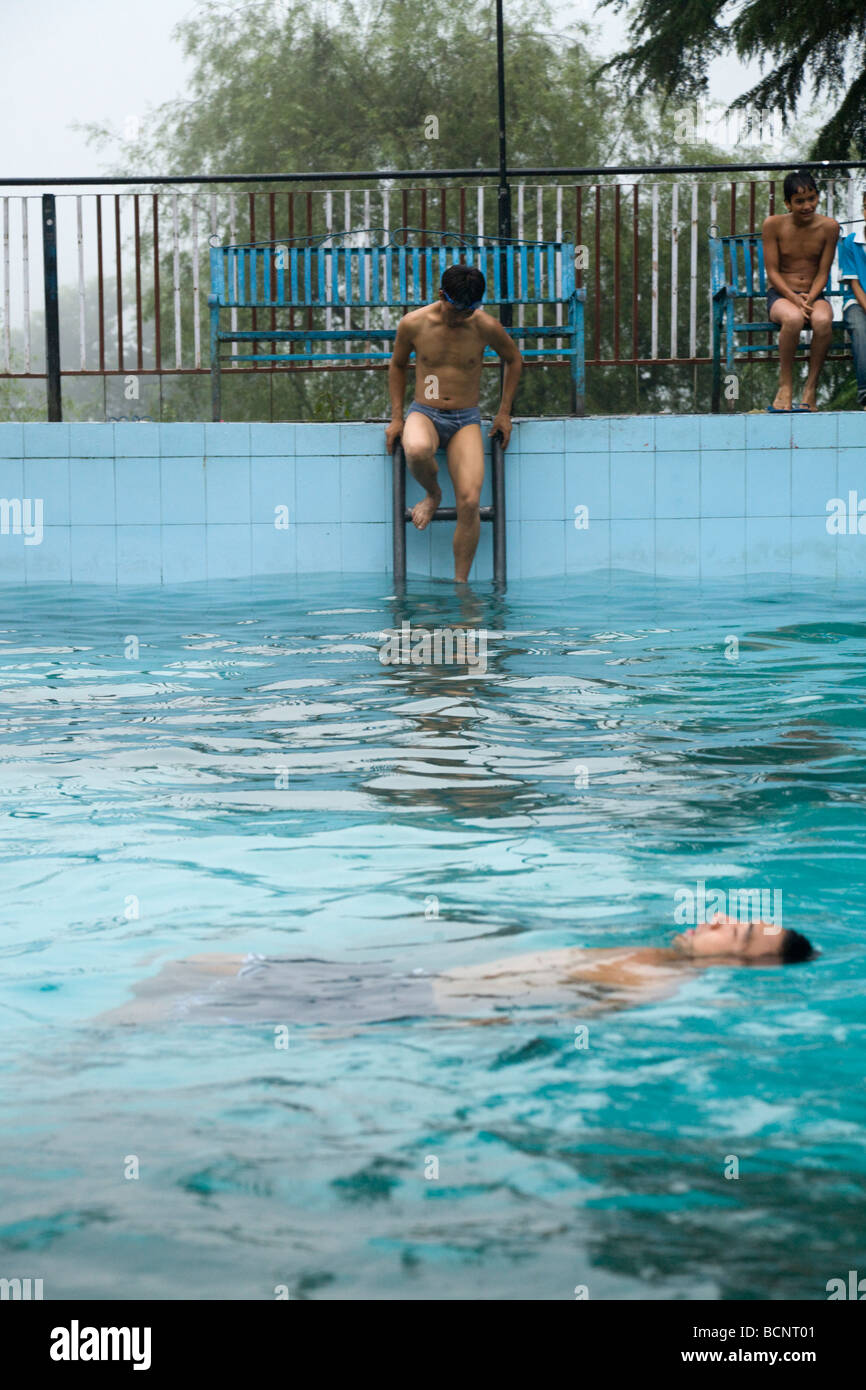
[2,0,771,184]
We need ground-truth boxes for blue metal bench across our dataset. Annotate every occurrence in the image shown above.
[207,228,586,420]
[710,228,850,411]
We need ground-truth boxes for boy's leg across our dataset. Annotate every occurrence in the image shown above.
[402,410,442,529]
[844,304,866,406]
[800,299,834,409]
[446,422,484,582]
[769,299,807,409]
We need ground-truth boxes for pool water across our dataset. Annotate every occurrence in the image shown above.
[0,571,864,1301]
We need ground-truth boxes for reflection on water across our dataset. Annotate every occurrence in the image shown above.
[0,572,864,1300]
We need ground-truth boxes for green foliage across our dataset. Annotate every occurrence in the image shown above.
[597,0,866,160]
[0,367,46,421]
[81,0,602,176]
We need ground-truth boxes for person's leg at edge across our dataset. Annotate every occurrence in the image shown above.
[844,303,866,406]
[402,409,442,529]
[769,298,806,409]
[446,420,484,582]
[800,297,833,410]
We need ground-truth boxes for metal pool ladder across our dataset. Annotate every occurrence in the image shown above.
[392,430,507,586]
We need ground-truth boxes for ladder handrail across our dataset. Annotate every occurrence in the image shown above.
[391,431,506,586]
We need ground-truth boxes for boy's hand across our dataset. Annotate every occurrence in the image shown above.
[385,418,403,454]
[797,292,813,320]
[490,411,512,448]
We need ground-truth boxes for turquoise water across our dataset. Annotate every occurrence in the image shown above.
[0,572,864,1300]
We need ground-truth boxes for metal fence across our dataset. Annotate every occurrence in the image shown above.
[2,163,865,418]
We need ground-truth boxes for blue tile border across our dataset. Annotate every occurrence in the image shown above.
[565,417,610,452]
[162,525,207,584]
[70,525,117,583]
[24,423,69,457]
[610,452,654,519]
[654,415,699,452]
[113,422,161,457]
[294,423,336,455]
[565,451,610,521]
[206,457,251,524]
[2,414,864,583]
[701,450,745,518]
[792,413,837,449]
[0,458,24,496]
[700,517,745,576]
[745,449,791,517]
[340,423,385,455]
[519,454,565,520]
[250,422,295,455]
[68,423,114,457]
[24,459,70,525]
[655,518,701,577]
[609,416,653,451]
[610,518,654,573]
[699,414,746,450]
[25,526,70,583]
[70,459,116,526]
[838,413,866,448]
[204,422,250,456]
[745,413,791,449]
[159,423,205,456]
[0,422,24,458]
[655,451,700,518]
[117,525,162,584]
[518,419,565,453]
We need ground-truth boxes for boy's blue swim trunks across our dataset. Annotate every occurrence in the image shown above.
[405,401,482,447]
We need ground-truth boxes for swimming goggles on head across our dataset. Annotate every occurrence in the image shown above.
[442,289,483,311]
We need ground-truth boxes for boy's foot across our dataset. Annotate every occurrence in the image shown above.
[799,386,818,411]
[411,487,442,530]
[771,385,794,410]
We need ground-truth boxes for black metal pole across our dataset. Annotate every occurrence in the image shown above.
[492,431,507,588]
[392,439,407,584]
[41,194,62,421]
[496,0,512,336]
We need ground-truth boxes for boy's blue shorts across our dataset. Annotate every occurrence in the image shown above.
[405,401,482,447]
[767,287,827,315]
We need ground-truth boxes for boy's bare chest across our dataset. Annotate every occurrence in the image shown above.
[414,322,483,368]
[777,224,827,264]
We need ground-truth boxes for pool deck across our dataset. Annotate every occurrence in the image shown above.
[0,412,864,584]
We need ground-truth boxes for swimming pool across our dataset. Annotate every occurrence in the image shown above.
[0,571,864,1300]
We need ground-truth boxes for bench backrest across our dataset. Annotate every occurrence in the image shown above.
[209,231,576,311]
[710,224,847,301]
[709,233,768,299]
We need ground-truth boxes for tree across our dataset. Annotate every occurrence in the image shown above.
[595,0,866,161]
[81,0,700,187]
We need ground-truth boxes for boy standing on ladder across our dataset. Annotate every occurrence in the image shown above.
[385,264,522,582]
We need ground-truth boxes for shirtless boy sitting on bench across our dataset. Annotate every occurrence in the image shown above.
[761,168,839,412]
